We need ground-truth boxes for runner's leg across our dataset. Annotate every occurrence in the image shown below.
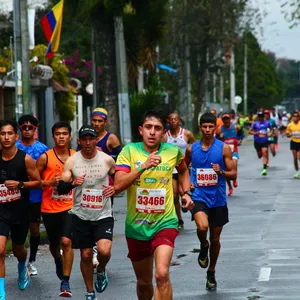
[208,225,223,272]
[80,248,94,292]
[96,239,112,273]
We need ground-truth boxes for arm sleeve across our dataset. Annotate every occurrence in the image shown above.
[57,180,74,195]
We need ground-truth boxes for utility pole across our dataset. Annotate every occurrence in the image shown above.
[230,46,236,110]
[243,42,248,115]
[213,73,217,103]
[220,71,224,103]
[91,25,98,108]
[20,0,31,114]
[184,44,192,129]
[114,16,132,144]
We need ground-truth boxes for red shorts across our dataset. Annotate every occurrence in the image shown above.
[126,228,179,262]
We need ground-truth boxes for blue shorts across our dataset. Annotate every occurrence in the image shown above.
[232,152,239,160]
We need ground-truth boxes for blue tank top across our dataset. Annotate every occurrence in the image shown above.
[221,124,238,152]
[96,132,111,155]
[190,139,227,208]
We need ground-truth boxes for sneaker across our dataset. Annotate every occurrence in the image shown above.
[233,180,238,188]
[178,219,184,230]
[56,259,63,280]
[227,188,233,196]
[261,169,267,176]
[27,262,38,276]
[206,270,217,290]
[59,280,72,297]
[198,241,209,268]
[92,247,98,268]
[293,172,300,179]
[95,270,108,293]
[18,266,30,290]
[85,292,97,300]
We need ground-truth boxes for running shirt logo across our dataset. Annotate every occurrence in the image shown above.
[80,188,104,210]
[196,168,218,186]
[136,188,166,213]
[0,184,21,203]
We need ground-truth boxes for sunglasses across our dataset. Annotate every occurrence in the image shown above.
[20,125,36,131]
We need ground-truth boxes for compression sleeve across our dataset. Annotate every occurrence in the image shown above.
[57,180,74,195]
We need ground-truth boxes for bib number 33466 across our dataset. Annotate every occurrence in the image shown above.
[136,188,166,214]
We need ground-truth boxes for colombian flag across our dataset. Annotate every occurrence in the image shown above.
[41,0,64,59]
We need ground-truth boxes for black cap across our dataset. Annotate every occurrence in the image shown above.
[257,111,264,116]
[79,125,96,138]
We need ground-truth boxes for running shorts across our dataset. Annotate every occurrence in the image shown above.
[30,202,41,223]
[254,141,269,152]
[290,140,300,151]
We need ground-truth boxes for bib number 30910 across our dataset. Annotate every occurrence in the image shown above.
[136,188,166,214]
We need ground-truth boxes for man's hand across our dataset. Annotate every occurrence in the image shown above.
[4,180,19,190]
[211,163,222,174]
[181,194,194,211]
[102,184,115,198]
[49,173,60,186]
[143,151,162,170]
[73,174,86,186]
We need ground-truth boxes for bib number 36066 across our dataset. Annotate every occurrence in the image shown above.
[197,168,218,186]
[80,189,103,210]
[136,188,166,214]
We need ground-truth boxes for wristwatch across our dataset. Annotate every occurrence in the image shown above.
[219,170,225,176]
[183,190,192,197]
[18,181,25,189]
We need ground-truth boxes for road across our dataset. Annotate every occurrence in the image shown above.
[5,136,300,299]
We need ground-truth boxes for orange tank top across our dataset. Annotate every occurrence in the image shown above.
[41,148,76,213]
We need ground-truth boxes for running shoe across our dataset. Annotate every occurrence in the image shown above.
[227,188,233,196]
[56,259,63,280]
[206,270,217,290]
[293,172,300,179]
[233,180,238,188]
[27,262,38,276]
[178,219,184,230]
[0,293,6,300]
[93,247,99,268]
[198,241,209,268]
[85,292,97,300]
[261,169,267,176]
[95,270,108,293]
[59,280,72,297]
[18,266,30,290]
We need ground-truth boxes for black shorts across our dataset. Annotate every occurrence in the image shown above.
[30,202,41,223]
[71,215,114,249]
[290,140,300,151]
[191,201,229,227]
[254,141,269,152]
[0,216,30,245]
[172,173,178,180]
[42,210,73,248]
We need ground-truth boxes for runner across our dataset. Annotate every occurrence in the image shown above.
[89,107,122,267]
[209,109,223,135]
[57,125,115,300]
[264,110,278,158]
[16,115,49,275]
[185,112,236,291]
[280,111,289,137]
[36,122,75,297]
[0,120,41,299]
[249,111,273,176]
[216,113,239,196]
[286,111,300,178]
[164,112,196,229]
[114,111,194,300]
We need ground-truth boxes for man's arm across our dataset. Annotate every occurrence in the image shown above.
[248,124,257,135]
[107,134,122,160]
[185,130,196,143]
[36,153,59,187]
[184,145,192,167]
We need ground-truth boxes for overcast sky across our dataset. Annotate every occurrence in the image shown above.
[1,0,300,61]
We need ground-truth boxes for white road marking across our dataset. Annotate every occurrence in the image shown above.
[258,267,271,282]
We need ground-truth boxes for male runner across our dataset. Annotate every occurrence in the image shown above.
[57,125,115,300]
[249,111,272,176]
[16,115,49,275]
[280,111,289,136]
[36,122,75,297]
[216,113,239,196]
[0,120,41,299]
[164,112,196,229]
[286,111,300,178]
[185,112,236,291]
[114,111,194,300]
[264,110,278,158]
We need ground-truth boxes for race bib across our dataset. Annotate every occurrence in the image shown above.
[136,188,166,214]
[197,168,218,186]
[52,187,73,201]
[292,131,300,138]
[80,188,104,210]
[0,184,21,203]
[259,130,267,138]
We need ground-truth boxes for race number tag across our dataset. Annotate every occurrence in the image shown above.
[259,130,267,138]
[80,189,104,210]
[0,184,21,203]
[136,188,166,214]
[52,187,73,201]
[196,168,218,186]
[292,131,300,138]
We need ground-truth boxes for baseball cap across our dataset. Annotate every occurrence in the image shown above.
[264,110,270,114]
[79,125,96,138]
[222,113,231,119]
[92,107,108,119]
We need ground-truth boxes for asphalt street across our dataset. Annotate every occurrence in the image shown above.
[5,136,300,299]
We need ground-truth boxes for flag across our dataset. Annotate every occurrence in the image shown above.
[41,0,64,59]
